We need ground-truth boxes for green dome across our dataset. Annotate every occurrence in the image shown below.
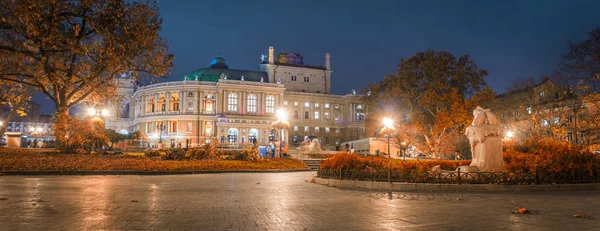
[183,68,269,82]
[210,54,229,68]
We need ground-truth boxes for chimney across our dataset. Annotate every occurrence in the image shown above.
[268,46,274,64]
[325,53,331,70]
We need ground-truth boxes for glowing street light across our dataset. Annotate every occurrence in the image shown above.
[381,117,396,159]
[87,108,97,116]
[506,131,514,138]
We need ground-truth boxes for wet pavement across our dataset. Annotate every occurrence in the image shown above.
[0,171,599,231]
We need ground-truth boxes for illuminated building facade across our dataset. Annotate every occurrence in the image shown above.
[107,46,366,149]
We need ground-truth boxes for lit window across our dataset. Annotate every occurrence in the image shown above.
[324,103,330,109]
[283,101,288,106]
[265,96,275,113]
[294,126,298,131]
[170,121,178,133]
[205,122,213,136]
[324,112,330,120]
[315,127,320,132]
[228,93,238,112]
[205,101,213,112]
[539,91,545,97]
[325,127,330,133]
[304,102,309,107]
[294,101,299,106]
[527,107,531,114]
[314,103,319,107]
[334,104,339,109]
[335,128,340,133]
[304,126,309,132]
[247,94,257,112]
[357,105,362,110]
[553,117,559,124]
[188,101,193,111]
[542,120,549,126]
[314,111,320,120]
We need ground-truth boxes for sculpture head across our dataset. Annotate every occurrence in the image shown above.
[471,106,500,126]
[472,106,487,126]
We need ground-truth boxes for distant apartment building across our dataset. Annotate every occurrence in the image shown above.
[493,79,600,151]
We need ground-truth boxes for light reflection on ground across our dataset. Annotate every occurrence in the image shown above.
[0,172,599,230]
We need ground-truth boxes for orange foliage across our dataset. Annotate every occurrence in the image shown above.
[503,138,600,174]
[0,148,308,171]
[320,153,471,173]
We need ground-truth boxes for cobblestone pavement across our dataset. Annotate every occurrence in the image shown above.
[1,172,599,231]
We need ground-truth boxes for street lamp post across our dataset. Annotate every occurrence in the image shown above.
[157,122,166,145]
[272,109,289,158]
[381,117,395,159]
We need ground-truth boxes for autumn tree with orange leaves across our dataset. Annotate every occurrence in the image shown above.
[0,81,36,138]
[0,0,173,151]
[364,50,496,158]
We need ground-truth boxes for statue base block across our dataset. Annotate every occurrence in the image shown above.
[457,165,479,173]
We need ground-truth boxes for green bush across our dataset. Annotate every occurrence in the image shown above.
[144,149,161,158]
[163,148,185,160]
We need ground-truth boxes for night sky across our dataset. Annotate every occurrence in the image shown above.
[35,0,600,114]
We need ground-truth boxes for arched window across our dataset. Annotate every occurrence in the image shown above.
[187,92,194,97]
[247,94,257,112]
[228,93,238,112]
[265,95,275,113]
[171,94,179,111]
[205,101,213,112]
[159,96,166,112]
[269,130,276,142]
[228,129,238,143]
[249,129,259,144]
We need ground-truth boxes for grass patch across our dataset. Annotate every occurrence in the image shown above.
[0,148,308,172]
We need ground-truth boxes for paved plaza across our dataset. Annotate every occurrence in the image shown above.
[1,172,599,231]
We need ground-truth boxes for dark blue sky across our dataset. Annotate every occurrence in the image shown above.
[35,0,600,113]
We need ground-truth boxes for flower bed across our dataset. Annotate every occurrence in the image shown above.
[0,148,308,172]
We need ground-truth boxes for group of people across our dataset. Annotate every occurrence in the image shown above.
[25,138,46,148]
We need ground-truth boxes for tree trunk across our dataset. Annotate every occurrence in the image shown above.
[54,107,71,153]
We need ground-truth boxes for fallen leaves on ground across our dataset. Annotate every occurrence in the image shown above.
[0,148,308,171]
[574,214,591,218]
[512,207,529,214]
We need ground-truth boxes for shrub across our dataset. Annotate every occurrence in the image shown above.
[144,149,160,158]
[233,145,259,161]
[187,143,219,160]
[319,153,470,173]
[163,148,185,160]
[503,137,600,174]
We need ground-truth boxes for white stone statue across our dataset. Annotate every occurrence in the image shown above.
[352,89,356,95]
[260,77,264,82]
[461,106,505,172]
[276,78,281,84]
[240,75,244,81]
[220,73,227,80]
[261,54,267,62]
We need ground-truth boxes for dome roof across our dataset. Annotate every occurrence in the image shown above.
[183,68,268,82]
[210,54,229,68]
